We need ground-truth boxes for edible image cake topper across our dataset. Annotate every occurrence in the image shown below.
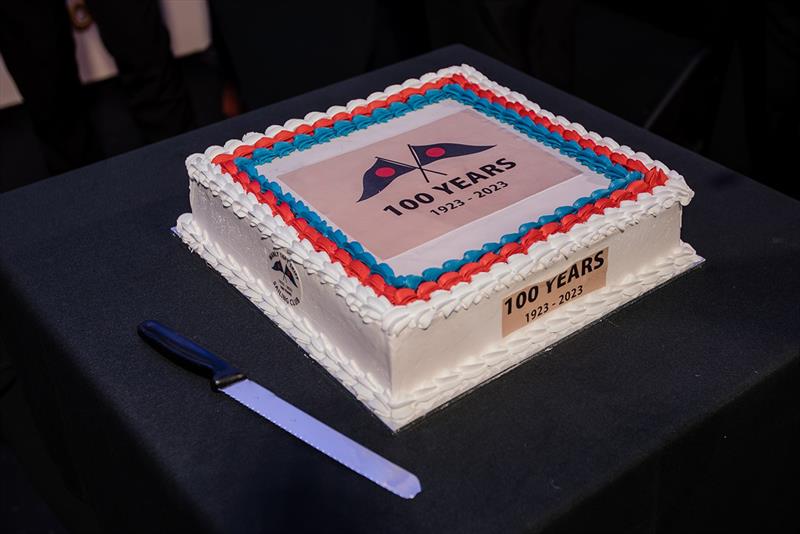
[358,143,494,202]
[272,108,582,266]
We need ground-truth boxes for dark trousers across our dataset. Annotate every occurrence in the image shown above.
[0,0,195,175]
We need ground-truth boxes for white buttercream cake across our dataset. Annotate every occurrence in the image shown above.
[178,65,703,430]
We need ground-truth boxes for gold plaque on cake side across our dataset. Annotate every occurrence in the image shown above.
[501,248,609,337]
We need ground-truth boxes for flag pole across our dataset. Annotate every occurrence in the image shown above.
[408,145,431,183]
[380,157,446,176]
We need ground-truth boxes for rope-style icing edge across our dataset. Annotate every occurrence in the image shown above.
[184,64,695,335]
[176,213,703,430]
[175,213,395,420]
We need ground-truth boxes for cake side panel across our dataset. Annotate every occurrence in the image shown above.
[389,205,696,418]
[182,180,394,416]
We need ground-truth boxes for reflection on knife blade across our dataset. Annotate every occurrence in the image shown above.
[137,320,421,499]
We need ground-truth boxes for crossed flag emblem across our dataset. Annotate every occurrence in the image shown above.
[271,259,298,287]
[358,142,494,202]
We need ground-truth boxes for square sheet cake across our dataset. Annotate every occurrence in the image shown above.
[177,65,703,430]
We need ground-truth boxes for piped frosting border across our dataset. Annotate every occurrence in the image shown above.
[232,83,645,288]
[185,65,694,335]
[177,212,702,429]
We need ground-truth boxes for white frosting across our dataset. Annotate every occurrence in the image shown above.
[388,245,703,428]
[177,212,395,421]
[177,208,702,429]
[180,65,702,429]
[185,64,695,337]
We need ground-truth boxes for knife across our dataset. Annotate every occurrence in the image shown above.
[137,320,421,499]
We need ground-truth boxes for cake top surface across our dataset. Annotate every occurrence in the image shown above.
[253,100,610,276]
[192,64,693,330]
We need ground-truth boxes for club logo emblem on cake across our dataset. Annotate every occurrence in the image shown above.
[358,142,494,201]
[269,109,582,262]
[269,250,302,306]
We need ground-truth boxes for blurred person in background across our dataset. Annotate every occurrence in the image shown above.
[207,0,577,110]
[0,0,195,175]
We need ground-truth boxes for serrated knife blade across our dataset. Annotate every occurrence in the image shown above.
[138,320,421,499]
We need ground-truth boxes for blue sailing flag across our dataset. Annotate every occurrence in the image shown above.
[357,157,417,202]
[409,143,494,166]
[357,142,495,202]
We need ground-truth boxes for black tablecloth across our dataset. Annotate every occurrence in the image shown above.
[1,45,798,533]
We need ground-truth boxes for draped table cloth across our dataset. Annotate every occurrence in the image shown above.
[1,45,798,533]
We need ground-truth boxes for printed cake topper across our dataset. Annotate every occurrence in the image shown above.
[266,109,582,265]
[358,143,494,202]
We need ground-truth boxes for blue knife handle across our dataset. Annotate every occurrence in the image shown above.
[138,320,246,389]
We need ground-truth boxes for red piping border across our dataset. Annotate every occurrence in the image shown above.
[207,74,668,305]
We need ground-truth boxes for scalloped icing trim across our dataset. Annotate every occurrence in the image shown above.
[176,212,703,430]
[184,64,695,335]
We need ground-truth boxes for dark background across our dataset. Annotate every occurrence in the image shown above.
[0,1,798,532]
[1,1,798,199]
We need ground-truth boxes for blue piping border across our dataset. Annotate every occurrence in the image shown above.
[234,83,642,290]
